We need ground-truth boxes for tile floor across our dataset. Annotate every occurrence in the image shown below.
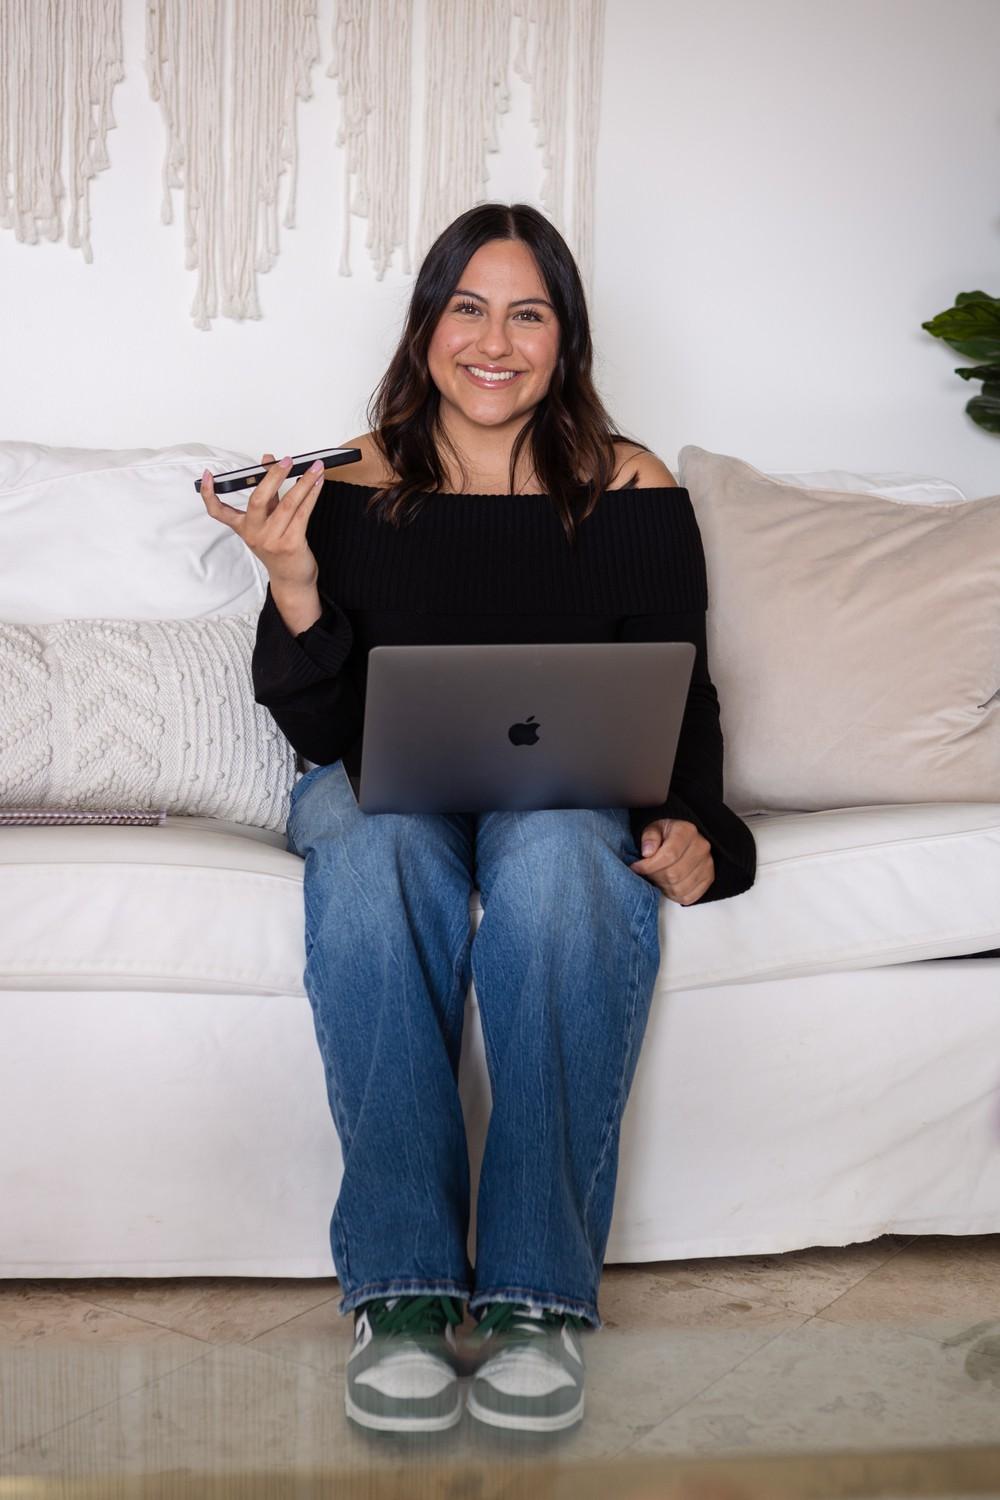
[2,1232,1000,1496]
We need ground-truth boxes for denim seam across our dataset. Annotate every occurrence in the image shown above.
[450,920,475,1066]
[469,899,505,1093]
[580,875,658,1235]
[301,933,353,1156]
[468,1285,601,1328]
[332,1206,351,1284]
[468,1284,595,1309]
[340,1276,472,1305]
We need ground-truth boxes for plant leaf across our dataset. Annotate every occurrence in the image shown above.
[967,386,1000,434]
[954,363,1000,382]
[955,290,1000,307]
[923,298,1000,360]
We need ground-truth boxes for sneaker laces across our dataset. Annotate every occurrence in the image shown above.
[472,1300,586,1348]
[363,1294,464,1339]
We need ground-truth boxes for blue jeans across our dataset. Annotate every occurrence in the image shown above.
[285,757,662,1331]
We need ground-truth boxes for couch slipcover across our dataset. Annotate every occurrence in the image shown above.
[1,803,997,996]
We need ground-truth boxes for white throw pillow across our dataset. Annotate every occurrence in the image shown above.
[0,440,268,623]
[677,445,1000,816]
[0,612,296,831]
[766,468,968,504]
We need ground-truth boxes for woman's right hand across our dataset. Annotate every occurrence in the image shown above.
[199,450,324,593]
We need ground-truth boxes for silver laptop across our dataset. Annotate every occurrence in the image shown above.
[354,642,695,815]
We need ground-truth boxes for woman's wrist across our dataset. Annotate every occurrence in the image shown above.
[270,579,323,637]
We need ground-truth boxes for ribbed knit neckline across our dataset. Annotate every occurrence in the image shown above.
[312,477,706,615]
[325,479,686,501]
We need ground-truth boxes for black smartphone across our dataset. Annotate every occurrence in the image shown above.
[193,446,362,496]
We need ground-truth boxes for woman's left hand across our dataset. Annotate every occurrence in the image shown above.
[629,818,714,905]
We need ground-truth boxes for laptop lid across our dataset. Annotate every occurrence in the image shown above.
[356,641,695,815]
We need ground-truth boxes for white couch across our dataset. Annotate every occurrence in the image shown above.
[2,442,999,1280]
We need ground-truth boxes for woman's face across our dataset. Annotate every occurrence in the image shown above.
[426,238,561,432]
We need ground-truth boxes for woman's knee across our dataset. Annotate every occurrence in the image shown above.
[480,805,629,867]
[475,805,636,906]
[290,766,469,871]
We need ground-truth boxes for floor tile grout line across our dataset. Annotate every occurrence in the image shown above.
[70,1288,343,1346]
[609,1307,972,1458]
[610,1315,815,1442]
[804,1234,957,1320]
[666,1236,924,1321]
[603,1236,940,1448]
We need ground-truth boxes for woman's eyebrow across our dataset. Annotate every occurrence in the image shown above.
[452,287,554,310]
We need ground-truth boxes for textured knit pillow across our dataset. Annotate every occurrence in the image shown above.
[0,612,296,831]
[678,445,1000,816]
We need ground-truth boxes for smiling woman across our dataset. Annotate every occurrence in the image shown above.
[238,199,756,1439]
[354,201,660,539]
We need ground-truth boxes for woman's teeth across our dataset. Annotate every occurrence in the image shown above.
[463,366,522,384]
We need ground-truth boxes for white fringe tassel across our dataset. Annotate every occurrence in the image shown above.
[145,0,319,330]
[570,0,604,293]
[512,0,568,236]
[409,0,603,294]
[0,0,123,264]
[416,0,513,268]
[329,0,413,280]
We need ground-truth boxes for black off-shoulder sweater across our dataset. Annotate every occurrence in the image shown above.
[251,479,757,905]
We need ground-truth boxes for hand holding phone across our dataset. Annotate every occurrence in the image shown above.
[192,446,361,495]
[197,447,359,593]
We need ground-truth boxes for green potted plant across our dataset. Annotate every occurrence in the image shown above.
[921,290,1000,433]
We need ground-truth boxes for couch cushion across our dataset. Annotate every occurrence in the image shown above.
[0,819,306,995]
[675,800,1000,991]
[0,441,268,623]
[0,804,997,995]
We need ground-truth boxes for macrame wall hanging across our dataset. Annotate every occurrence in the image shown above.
[0,0,606,325]
[333,0,606,293]
[0,0,124,263]
[146,0,321,329]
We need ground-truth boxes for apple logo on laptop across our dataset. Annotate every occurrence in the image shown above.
[509,715,540,746]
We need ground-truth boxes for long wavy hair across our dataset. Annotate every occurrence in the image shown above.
[363,202,650,547]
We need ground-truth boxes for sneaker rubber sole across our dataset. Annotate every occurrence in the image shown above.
[466,1381,584,1432]
[345,1296,465,1434]
[345,1382,463,1434]
[465,1303,586,1433]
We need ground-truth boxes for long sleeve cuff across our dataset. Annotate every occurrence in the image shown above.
[629,781,757,904]
[251,583,354,702]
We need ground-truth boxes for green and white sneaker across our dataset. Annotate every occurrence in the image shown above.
[466,1301,587,1432]
[345,1293,465,1433]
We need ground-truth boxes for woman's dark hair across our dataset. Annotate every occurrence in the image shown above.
[363,202,650,546]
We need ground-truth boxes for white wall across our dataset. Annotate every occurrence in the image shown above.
[1,0,998,496]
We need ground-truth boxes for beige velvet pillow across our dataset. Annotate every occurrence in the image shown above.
[677,446,1000,816]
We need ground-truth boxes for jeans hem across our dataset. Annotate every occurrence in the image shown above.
[468,1286,603,1332]
[337,1277,473,1318]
